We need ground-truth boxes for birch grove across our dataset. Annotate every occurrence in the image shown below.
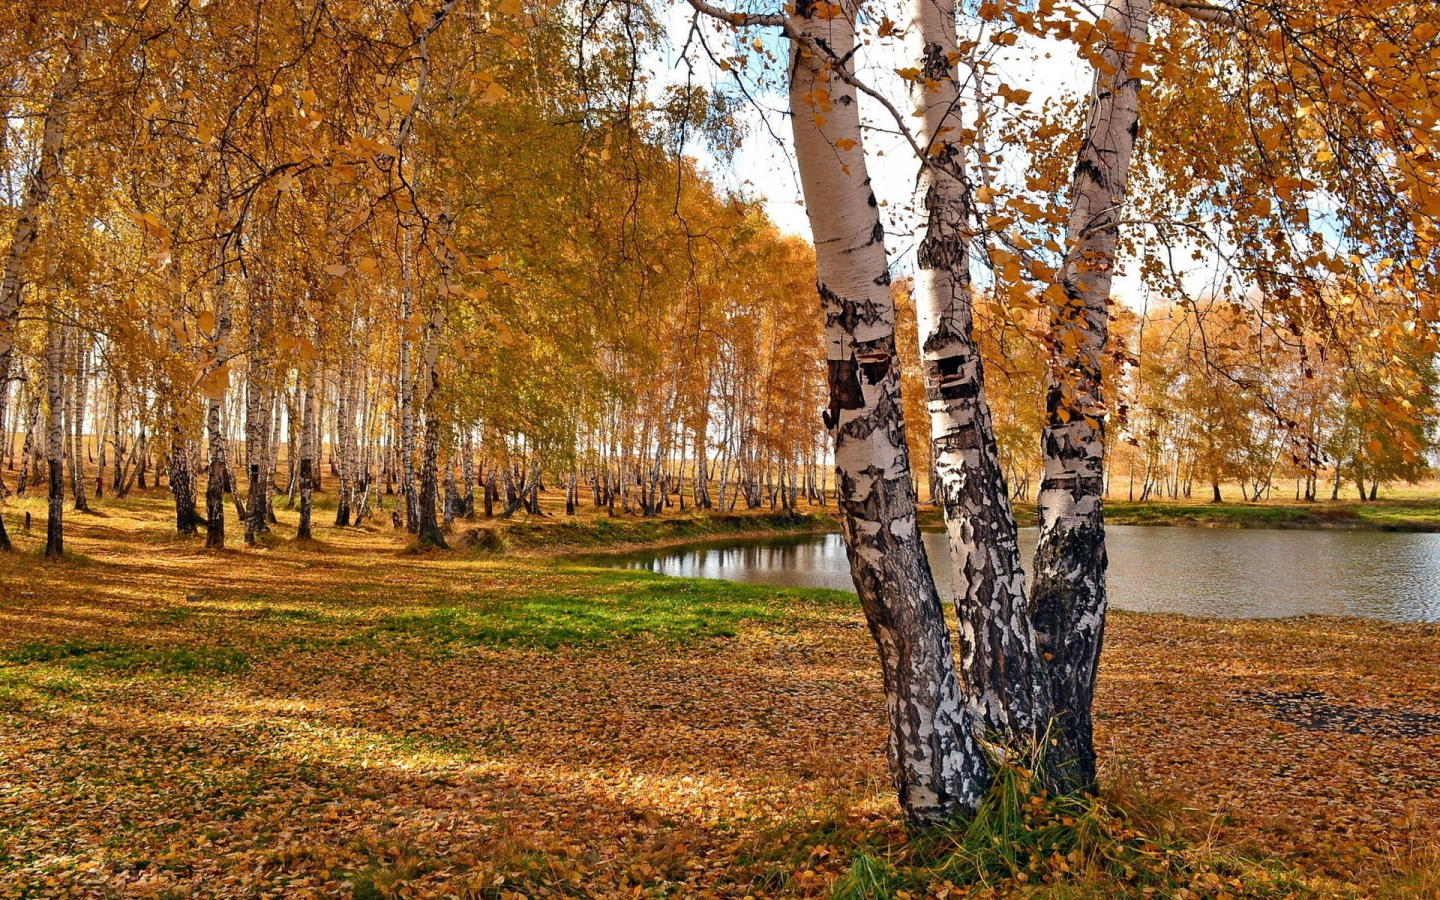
[0,0,1437,835]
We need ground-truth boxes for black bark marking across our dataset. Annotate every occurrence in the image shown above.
[934,424,981,453]
[1072,155,1106,190]
[824,357,864,430]
[1039,474,1105,502]
[856,344,891,385]
[1030,515,1108,794]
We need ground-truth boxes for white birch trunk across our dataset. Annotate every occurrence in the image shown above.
[297,363,318,541]
[44,302,66,558]
[204,289,233,550]
[1031,0,1152,793]
[908,0,1050,746]
[400,247,419,532]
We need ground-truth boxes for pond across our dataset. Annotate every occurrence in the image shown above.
[602,526,1440,623]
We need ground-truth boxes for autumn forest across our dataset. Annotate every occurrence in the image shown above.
[1,0,1438,899]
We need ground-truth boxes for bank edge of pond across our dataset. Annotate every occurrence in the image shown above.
[1091,499,1440,532]
[441,498,1440,561]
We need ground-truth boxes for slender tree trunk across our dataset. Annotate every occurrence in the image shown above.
[908,0,1050,748]
[415,221,450,549]
[1030,0,1152,795]
[400,246,419,533]
[245,367,269,543]
[461,428,476,518]
[297,365,317,541]
[44,309,65,558]
[334,368,354,527]
[204,292,233,550]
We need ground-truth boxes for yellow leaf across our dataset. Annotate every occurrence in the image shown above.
[196,311,216,334]
[357,257,379,276]
[498,0,522,15]
[324,264,349,277]
[198,363,230,401]
[834,138,856,152]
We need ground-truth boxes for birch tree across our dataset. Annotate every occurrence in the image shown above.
[686,0,989,824]
[0,29,88,552]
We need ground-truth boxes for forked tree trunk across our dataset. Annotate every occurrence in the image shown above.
[1031,0,1152,794]
[783,0,986,824]
[908,0,1050,748]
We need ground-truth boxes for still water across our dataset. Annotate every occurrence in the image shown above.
[606,526,1440,622]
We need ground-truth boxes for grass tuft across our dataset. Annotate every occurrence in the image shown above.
[831,761,1313,900]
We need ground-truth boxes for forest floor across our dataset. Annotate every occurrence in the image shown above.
[0,491,1437,899]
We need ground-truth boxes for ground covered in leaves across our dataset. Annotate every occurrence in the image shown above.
[0,493,1436,899]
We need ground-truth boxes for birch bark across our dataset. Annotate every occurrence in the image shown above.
[907,0,1049,746]
[44,303,65,558]
[400,249,419,532]
[297,364,317,541]
[204,289,233,550]
[1030,0,1151,793]
[415,217,452,549]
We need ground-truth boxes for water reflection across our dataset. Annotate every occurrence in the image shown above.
[605,526,1440,623]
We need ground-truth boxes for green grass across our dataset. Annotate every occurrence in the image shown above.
[368,568,841,650]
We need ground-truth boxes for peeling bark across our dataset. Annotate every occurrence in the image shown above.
[908,0,1050,749]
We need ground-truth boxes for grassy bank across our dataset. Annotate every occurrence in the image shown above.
[1102,498,1440,531]
[0,496,1436,898]
[1002,498,1440,531]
